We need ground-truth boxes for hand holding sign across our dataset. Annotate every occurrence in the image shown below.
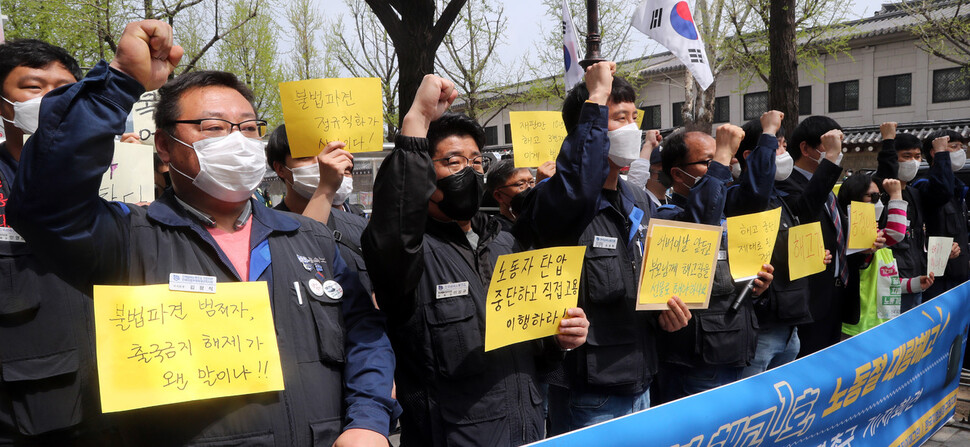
[637,219,722,310]
[279,78,383,157]
[510,111,567,168]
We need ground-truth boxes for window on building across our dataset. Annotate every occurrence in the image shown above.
[672,102,684,127]
[504,123,512,144]
[641,104,661,129]
[932,67,970,103]
[713,96,730,123]
[799,86,812,116]
[485,126,498,146]
[743,92,768,120]
[878,74,912,108]
[828,80,859,113]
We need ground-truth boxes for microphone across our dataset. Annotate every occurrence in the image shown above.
[730,278,757,312]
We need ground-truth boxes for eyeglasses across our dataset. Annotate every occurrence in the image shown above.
[432,154,490,173]
[170,118,268,138]
[498,179,536,190]
[868,192,881,203]
[680,158,712,168]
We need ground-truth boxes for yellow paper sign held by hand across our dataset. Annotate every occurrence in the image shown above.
[510,111,567,168]
[485,246,585,351]
[726,207,781,280]
[637,219,722,310]
[94,282,284,413]
[279,78,383,157]
[789,221,826,280]
[848,201,877,250]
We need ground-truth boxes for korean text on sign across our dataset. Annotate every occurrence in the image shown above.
[788,221,827,281]
[848,201,877,250]
[100,141,154,203]
[637,219,721,310]
[726,207,781,280]
[509,111,567,168]
[279,78,383,157]
[484,246,586,351]
[94,282,284,412]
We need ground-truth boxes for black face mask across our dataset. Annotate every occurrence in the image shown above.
[435,167,484,221]
[509,186,534,217]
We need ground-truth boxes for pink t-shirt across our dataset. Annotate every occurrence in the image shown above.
[206,215,253,280]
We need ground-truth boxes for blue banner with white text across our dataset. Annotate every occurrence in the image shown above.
[532,281,970,447]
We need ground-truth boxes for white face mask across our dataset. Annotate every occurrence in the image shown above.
[333,176,354,205]
[675,167,700,188]
[285,163,320,199]
[950,149,967,172]
[775,151,794,181]
[898,159,919,182]
[873,200,885,221]
[1,96,42,134]
[169,131,267,202]
[730,161,742,180]
[607,123,641,168]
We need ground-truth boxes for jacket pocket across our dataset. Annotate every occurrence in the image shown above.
[711,259,735,297]
[438,379,506,425]
[585,342,640,387]
[2,350,82,436]
[583,249,626,305]
[696,312,746,366]
[308,292,345,365]
[424,296,483,379]
[309,417,341,446]
[0,257,40,314]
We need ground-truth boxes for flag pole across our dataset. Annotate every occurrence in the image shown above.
[579,0,606,68]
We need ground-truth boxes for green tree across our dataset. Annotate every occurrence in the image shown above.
[285,0,333,80]
[899,0,970,70]
[436,0,507,121]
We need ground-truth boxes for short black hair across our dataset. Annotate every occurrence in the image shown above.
[895,133,921,152]
[427,113,485,156]
[921,129,967,163]
[0,39,82,89]
[561,76,637,134]
[788,115,841,161]
[735,119,786,171]
[265,124,290,169]
[485,159,518,198]
[836,170,873,214]
[155,70,256,134]
[660,131,690,179]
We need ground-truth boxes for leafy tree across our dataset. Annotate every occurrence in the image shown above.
[899,0,970,70]
[436,0,507,122]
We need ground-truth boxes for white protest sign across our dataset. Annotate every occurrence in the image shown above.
[131,90,159,146]
[100,141,154,203]
[927,236,953,277]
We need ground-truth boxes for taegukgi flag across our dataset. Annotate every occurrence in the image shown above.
[631,0,714,90]
[562,0,584,91]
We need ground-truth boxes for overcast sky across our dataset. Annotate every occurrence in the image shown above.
[317,0,897,77]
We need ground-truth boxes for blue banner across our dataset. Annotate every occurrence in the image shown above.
[533,281,970,447]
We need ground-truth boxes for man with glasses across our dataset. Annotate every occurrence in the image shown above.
[362,71,596,445]
[8,21,397,446]
[485,159,536,231]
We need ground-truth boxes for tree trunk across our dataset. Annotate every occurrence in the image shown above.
[684,71,715,134]
[768,0,799,136]
[396,40,436,125]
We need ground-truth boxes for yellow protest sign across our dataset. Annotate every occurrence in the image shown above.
[637,219,721,310]
[131,90,159,146]
[510,111,567,168]
[94,282,284,413]
[279,78,383,157]
[100,142,155,203]
[636,109,645,129]
[789,221,827,280]
[726,207,781,280]
[848,201,877,250]
[484,246,585,351]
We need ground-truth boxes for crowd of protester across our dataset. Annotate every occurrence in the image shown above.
[0,19,968,447]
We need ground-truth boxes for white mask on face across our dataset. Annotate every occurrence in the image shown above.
[1,96,42,134]
[285,163,320,199]
[168,131,267,202]
[898,159,919,182]
[950,149,967,172]
[775,151,794,181]
[730,161,742,180]
[607,123,642,168]
[675,167,700,188]
[333,176,354,205]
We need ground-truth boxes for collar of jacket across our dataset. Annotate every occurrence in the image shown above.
[147,190,300,234]
[597,179,639,217]
[425,212,499,248]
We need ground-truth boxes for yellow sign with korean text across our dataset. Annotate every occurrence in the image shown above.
[637,219,721,310]
[279,78,383,157]
[848,201,877,250]
[484,246,586,351]
[726,207,781,281]
[510,111,567,168]
[94,282,284,413]
[789,221,827,280]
